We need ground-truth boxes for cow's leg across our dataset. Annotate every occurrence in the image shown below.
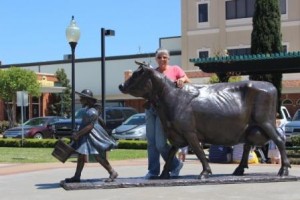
[277,145,290,176]
[188,137,212,179]
[160,145,178,179]
[265,124,291,176]
[233,143,251,176]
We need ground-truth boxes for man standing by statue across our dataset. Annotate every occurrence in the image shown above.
[144,48,190,179]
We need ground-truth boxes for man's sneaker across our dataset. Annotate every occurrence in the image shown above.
[144,173,158,180]
[170,161,183,177]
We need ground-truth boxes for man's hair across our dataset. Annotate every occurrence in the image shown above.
[155,48,170,58]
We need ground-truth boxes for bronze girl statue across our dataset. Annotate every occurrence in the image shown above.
[65,89,118,183]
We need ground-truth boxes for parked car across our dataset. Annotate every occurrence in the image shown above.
[292,109,300,121]
[3,116,65,139]
[278,106,292,128]
[53,107,138,138]
[112,113,146,140]
[285,108,300,145]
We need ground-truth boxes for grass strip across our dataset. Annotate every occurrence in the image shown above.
[0,147,147,163]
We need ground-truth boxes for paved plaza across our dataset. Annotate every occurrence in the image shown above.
[1,155,300,200]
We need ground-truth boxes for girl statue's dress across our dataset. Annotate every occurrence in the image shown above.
[72,107,117,154]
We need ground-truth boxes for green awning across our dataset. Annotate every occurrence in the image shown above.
[190,51,300,75]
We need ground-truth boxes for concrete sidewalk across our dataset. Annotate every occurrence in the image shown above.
[1,155,300,200]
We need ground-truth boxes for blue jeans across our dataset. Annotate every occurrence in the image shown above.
[146,106,180,176]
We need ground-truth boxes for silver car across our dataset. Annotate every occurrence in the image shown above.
[285,109,300,145]
[112,113,146,140]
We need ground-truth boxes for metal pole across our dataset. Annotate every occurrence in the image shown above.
[21,92,24,147]
[70,42,77,131]
[101,28,106,122]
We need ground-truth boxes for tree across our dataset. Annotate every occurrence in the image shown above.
[250,0,283,111]
[47,69,72,117]
[209,74,242,84]
[212,49,242,83]
[0,67,40,127]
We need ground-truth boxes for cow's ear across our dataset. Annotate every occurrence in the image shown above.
[136,64,146,74]
[142,64,151,72]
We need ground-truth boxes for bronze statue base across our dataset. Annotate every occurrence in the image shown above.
[61,173,299,190]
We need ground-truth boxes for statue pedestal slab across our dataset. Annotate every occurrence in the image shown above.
[61,173,300,190]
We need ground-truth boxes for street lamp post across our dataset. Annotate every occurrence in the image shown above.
[66,16,80,132]
[101,28,115,122]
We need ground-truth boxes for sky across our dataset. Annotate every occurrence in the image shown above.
[0,0,181,65]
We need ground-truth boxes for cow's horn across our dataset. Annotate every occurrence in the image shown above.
[135,60,148,66]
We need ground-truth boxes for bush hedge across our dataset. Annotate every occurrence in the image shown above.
[0,138,147,149]
[117,140,147,149]
[291,135,300,146]
[0,121,10,134]
[0,138,70,148]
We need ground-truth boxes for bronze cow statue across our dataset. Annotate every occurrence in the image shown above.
[119,63,291,179]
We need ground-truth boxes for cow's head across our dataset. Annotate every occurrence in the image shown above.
[119,61,158,99]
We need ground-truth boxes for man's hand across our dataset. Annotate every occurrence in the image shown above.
[176,78,184,88]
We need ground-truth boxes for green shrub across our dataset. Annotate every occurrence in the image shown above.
[117,140,147,149]
[0,139,23,147]
[0,121,10,134]
[289,158,300,165]
[0,138,71,148]
[0,138,147,149]
[291,135,300,146]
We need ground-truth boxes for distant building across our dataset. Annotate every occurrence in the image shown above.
[181,0,300,115]
[0,73,64,121]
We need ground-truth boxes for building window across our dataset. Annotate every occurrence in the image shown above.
[283,99,293,106]
[280,0,286,14]
[32,96,40,117]
[226,0,286,20]
[198,51,209,58]
[198,3,208,23]
[227,44,287,56]
[227,48,251,56]
[226,0,255,19]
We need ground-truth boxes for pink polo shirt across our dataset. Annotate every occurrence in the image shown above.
[156,65,186,81]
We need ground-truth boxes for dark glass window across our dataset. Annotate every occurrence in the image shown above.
[198,3,208,23]
[283,99,292,105]
[226,0,255,19]
[226,0,286,20]
[199,51,209,58]
[226,1,236,19]
[283,45,287,52]
[227,45,287,56]
[280,0,286,14]
[227,48,251,56]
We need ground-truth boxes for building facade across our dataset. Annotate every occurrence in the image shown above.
[0,73,64,121]
[181,0,300,114]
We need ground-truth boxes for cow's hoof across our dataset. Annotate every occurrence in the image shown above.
[278,167,289,176]
[159,172,171,179]
[199,171,211,179]
[233,167,244,176]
